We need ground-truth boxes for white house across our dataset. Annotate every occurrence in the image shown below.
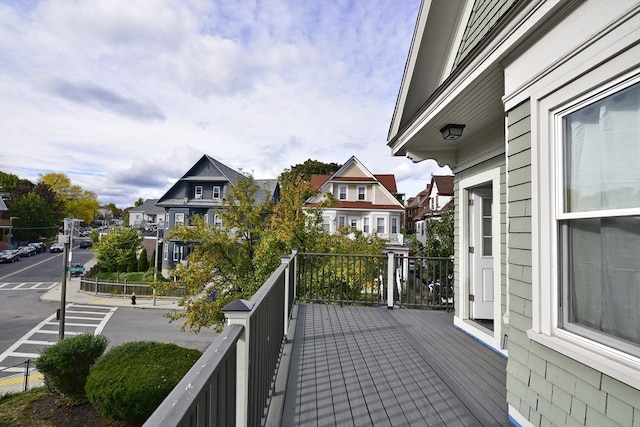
[304,156,406,246]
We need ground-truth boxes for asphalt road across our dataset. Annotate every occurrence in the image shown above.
[0,244,218,363]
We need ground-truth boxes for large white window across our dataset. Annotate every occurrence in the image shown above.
[558,81,639,356]
[357,186,366,201]
[213,186,221,199]
[363,217,369,233]
[391,217,398,234]
[174,213,185,224]
[376,217,385,234]
[195,186,203,199]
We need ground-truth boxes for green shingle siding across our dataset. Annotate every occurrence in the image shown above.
[454,0,520,68]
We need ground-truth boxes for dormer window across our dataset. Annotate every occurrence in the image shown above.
[339,186,347,200]
[213,186,221,199]
[195,186,203,199]
[357,186,366,201]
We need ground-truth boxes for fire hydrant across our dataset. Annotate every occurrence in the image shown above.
[131,292,137,305]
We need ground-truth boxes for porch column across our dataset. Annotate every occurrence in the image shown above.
[387,251,395,309]
[223,299,255,427]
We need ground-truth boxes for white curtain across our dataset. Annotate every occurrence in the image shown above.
[565,82,640,347]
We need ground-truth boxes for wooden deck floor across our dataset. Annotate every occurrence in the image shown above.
[279,304,510,426]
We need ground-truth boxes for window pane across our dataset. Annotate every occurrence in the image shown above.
[564,216,640,348]
[563,83,640,212]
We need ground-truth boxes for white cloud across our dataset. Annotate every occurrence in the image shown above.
[0,0,443,208]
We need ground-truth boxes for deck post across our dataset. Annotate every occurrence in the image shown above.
[387,252,394,309]
[281,255,291,337]
[223,299,254,427]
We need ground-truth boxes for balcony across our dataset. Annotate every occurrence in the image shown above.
[144,252,510,426]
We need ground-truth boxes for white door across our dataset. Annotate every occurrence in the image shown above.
[468,188,494,320]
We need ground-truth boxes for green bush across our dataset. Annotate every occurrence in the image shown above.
[35,333,108,403]
[138,247,149,272]
[85,341,202,422]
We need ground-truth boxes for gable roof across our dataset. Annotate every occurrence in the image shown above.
[387,0,528,169]
[129,199,164,215]
[305,156,404,211]
[157,155,245,204]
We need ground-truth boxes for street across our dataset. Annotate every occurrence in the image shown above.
[0,246,218,380]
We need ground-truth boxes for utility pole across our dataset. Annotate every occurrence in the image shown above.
[8,216,19,249]
[58,232,70,341]
[58,218,78,341]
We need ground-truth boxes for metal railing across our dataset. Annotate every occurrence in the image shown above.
[79,278,187,298]
[297,253,454,309]
[0,359,44,396]
[144,251,298,427]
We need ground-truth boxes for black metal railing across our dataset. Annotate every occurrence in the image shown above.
[0,359,43,396]
[297,253,453,310]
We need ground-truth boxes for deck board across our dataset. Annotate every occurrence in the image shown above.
[280,304,510,427]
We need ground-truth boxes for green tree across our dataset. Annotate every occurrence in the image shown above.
[94,228,142,280]
[287,159,342,181]
[138,247,149,272]
[412,206,454,258]
[7,192,59,242]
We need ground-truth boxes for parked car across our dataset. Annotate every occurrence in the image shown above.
[18,246,37,257]
[0,249,20,263]
[79,240,92,249]
[50,242,65,253]
[28,242,46,253]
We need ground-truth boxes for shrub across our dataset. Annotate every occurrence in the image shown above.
[138,247,149,272]
[85,341,202,422]
[35,333,108,403]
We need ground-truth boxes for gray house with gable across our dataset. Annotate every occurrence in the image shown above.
[156,154,278,276]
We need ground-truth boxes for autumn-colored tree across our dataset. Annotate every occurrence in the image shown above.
[39,173,99,223]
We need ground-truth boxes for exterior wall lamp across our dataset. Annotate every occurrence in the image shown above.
[439,124,465,140]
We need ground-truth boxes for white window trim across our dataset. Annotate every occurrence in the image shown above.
[530,69,640,390]
[195,186,203,199]
[213,186,221,199]
[339,185,347,200]
[357,186,366,201]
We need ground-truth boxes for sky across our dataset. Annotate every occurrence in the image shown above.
[0,0,450,208]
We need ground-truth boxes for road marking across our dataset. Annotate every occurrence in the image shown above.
[0,303,118,370]
[0,282,59,291]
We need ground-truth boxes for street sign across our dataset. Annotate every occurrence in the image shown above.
[67,266,85,273]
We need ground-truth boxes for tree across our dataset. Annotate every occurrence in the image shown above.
[39,172,99,223]
[412,206,454,258]
[7,192,59,242]
[93,228,142,280]
[138,247,150,272]
[163,176,274,331]
[286,159,342,181]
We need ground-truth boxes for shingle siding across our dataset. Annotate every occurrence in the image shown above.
[454,0,520,68]
[505,100,640,426]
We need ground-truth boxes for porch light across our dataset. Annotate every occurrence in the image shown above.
[439,124,465,140]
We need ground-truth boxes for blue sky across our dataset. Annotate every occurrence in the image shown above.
[0,0,449,208]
